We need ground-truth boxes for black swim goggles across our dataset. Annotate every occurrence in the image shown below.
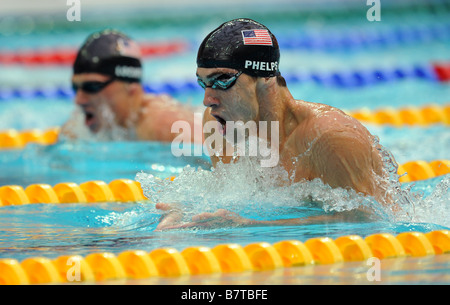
[197,71,243,90]
[72,78,115,94]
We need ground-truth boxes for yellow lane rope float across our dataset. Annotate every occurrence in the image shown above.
[0,160,448,206]
[0,104,448,149]
[344,103,449,127]
[0,127,60,149]
[0,179,146,206]
[0,230,448,284]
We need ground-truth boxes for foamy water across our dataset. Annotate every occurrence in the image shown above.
[58,105,137,141]
[135,155,450,229]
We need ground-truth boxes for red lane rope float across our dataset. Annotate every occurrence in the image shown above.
[432,62,450,82]
[0,41,189,66]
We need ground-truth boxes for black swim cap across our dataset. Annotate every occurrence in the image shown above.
[197,18,280,78]
[73,29,143,83]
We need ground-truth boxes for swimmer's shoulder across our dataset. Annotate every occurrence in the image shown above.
[143,93,200,114]
[142,93,178,107]
[289,99,372,152]
[293,100,346,117]
[294,100,364,131]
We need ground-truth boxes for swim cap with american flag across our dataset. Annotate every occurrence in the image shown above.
[197,18,280,78]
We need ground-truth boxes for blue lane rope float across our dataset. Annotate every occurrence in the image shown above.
[277,22,450,52]
[0,64,441,101]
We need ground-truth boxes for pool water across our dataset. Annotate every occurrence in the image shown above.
[0,0,449,284]
[0,149,448,262]
[0,189,447,263]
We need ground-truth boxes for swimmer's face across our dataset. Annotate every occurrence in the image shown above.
[72,73,133,133]
[197,67,259,134]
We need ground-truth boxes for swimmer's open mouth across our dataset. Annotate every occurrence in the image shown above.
[83,110,96,129]
[212,114,226,126]
[212,114,227,135]
[85,112,94,121]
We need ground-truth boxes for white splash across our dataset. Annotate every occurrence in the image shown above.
[136,154,449,228]
[59,105,136,142]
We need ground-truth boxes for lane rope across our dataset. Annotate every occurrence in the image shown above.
[0,104,448,150]
[0,230,448,284]
[0,159,448,206]
[1,63,445,101]
[0,41,188,66]
[2,22,450,65]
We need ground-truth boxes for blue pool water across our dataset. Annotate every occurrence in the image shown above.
[0,1,449,269]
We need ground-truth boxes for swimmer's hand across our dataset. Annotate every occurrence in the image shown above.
[155,207,315,230]
[155,205,252,231]
[155,202,186,231]
[155,204,362,231]
[181,209,252,229]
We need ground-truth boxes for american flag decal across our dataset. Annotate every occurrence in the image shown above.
[241,29,273,46]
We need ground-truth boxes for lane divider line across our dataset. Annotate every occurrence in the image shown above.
[0,41,188,66]
[0,159,448,206]
[0,230,448,284]
[0,64,446,101]
[0,104,448,150]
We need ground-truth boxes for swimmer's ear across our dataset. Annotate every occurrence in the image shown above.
[255,76,276,92]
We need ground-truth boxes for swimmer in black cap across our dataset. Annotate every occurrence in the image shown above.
[156,18,395,230]
[61,29,200,142]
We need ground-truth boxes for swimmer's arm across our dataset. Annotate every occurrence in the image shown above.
[222,214,343,227]
[308,128,385,202]
[155,204,344,230]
